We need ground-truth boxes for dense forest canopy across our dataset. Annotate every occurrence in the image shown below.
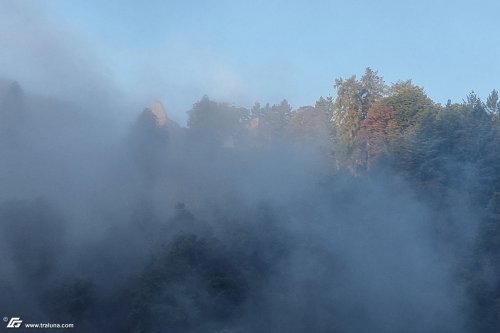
[1,68,500,332]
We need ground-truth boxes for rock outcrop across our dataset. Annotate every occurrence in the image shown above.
[148,100,168,127]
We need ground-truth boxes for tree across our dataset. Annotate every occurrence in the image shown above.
[247,99,293,145]
[286,106,330,150]
[315,96,336,139]
[266,99,293,139]
[403,92,499,205]
[332,68,386,170]
[333,75,363,168]
[468,191,500,332]
[187,95,249,148]
[356,105,397,170]
[359,68,386,119]
[128,234,249,332]
[486,89,499,113]
[128,104,171,182]
[383,80,435,133]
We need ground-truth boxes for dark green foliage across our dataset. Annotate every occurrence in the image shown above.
[128,234,253,332]
[466,192,500,332]
[43,278,96,324]
[410,95,497,201]
[383,81,435,133]
[123,203,291,333]
[187,95,249,147]
[249,99,294,144]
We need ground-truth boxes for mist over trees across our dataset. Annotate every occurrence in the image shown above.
[1,68,500,332]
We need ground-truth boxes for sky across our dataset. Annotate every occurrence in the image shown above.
[1,0,500,124]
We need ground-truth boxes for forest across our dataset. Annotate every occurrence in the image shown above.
[1,68,500,332]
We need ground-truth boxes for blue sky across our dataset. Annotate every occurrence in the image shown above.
[1,0,499,123]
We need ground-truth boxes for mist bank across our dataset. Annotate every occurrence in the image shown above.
[1,71,499,332]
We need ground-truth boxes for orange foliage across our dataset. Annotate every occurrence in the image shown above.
[357,105,397,169]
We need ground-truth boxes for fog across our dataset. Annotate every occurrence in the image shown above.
[1,2,498,333]
[0,74,482,333]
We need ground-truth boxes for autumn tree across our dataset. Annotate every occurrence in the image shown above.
[356,105,397,170]
[332,68,386,170]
